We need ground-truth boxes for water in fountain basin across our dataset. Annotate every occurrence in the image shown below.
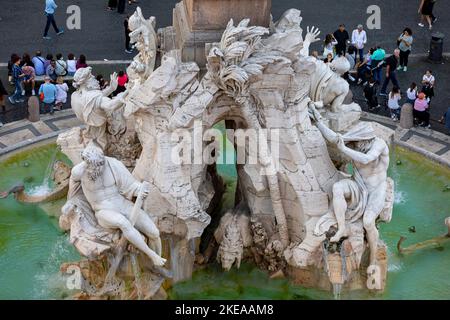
[0,142,449,299]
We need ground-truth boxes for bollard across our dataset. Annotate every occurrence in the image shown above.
[399,103,413,129]
[27,96,40,122]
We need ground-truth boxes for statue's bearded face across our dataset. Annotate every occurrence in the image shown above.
[86,75,100,91]
[81,146,105,181]
[86,161,105,181]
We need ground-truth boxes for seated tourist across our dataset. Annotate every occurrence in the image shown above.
[32,51,46,76]
[55,53,68,76]
[67,53,77,76]
[55,77,69,111]
[22,65,36,96]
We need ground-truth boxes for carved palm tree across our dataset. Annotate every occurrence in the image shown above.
[206,19,290,248]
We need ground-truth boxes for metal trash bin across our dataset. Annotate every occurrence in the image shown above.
[428,32,444,63]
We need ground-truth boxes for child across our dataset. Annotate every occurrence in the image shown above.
[413,92,430,128]
[388,86,401,121]
[22,65,36,96]
[363,78,379,111]
[55,77,69,111]
[406,82,417,105]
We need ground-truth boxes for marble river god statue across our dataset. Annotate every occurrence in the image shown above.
[57,6,395,299]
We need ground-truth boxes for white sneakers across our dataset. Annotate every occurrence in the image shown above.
[418,23,425,27]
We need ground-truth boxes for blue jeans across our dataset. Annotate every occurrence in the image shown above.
[381,71,400,94]
[10,80,23,102]
[43,13,60,36]
[371,60,382,83]
[358,48,364,62]
[390,107,401,119]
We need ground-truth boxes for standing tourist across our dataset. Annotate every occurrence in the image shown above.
[397,28,413,72]
[32,51,46,76]
[418,0,433,30]
[118,0,126,14]
[323,34,338,58]
[7,54,17,85]
[351,24,367,62]
[67,54,77,76]
[333,24,350,57]
[380,49,400,96]
[124,15,133,54]
[413,92,430,128]
[363,78,379,111]
[76,55,88,70]
[388,86,401,122]
[43,0,64,40]
[421,70,435,105]
[38,76,57,114]
[8,55,25,105]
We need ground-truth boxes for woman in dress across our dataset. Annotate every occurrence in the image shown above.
[418,0,433,30]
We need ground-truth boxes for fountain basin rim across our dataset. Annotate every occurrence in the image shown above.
[0,126,86,161]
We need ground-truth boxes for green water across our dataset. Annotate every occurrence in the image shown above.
[0,140,449,299]
[0,144,79,299]
[170,141,450,300]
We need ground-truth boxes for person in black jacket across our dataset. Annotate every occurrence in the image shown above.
[333,24,350,56]
[363,78,379,111]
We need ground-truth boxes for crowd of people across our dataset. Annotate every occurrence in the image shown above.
[311,0,445,130]
[3,51,90,118]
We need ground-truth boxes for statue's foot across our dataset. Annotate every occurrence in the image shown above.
[152,256,167,267]
[330,228,348,242]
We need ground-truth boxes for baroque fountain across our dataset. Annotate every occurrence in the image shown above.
[0,1,449,300]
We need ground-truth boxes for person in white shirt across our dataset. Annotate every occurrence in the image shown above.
[55,77,69,110]
[323,34,338,58]
[406,82,417,105]
[67,53,77,76]
[421,70,435,104]
[388,86,401,121]
[352,24,367,62]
